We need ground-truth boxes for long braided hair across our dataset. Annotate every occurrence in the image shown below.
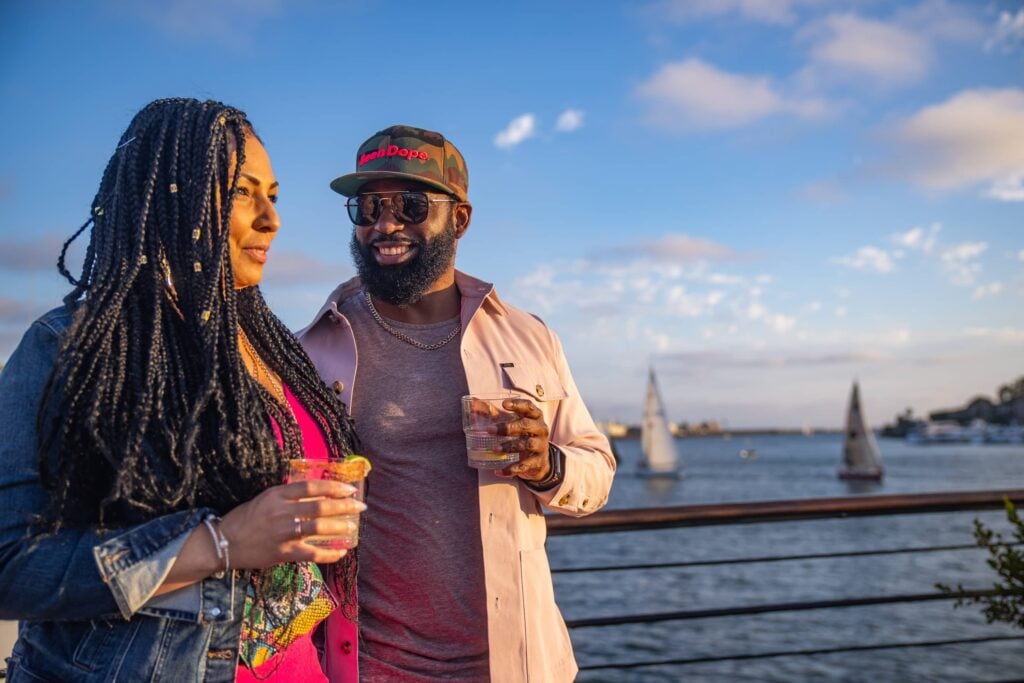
[37,99,359,595]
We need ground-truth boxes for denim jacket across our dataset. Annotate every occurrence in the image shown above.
[0,306,247,682]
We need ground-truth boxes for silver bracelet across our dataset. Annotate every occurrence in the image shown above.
[202,516,230,574]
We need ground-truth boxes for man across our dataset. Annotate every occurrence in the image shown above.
[299,125,615,682]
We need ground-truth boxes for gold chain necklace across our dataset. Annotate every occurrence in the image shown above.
[239,330,287,405]
[362,291,461,351]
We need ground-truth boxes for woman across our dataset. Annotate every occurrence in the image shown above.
[0,98,361,682]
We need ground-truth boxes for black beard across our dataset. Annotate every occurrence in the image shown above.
[349,223,458,306]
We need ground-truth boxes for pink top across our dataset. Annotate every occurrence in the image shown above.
[236,385,332,683]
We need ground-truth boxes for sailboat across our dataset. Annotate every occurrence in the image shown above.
[838,381,884,481]
[640,368,682,478]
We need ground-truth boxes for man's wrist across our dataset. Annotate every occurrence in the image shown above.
[527,444,564,491]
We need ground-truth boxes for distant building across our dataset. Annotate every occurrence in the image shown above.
[597,421,630,438]
[929,396,1022,425]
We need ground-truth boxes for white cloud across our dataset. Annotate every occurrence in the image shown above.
[940,241,988,286]
[835,305,848,318]
[886,88,1024,194]
[1019,249,1024,262]
[832,246,896,273]
[645,328,671,352]
[986,172,1024,202]
[767,314,796,333]
[808,13,931,85]
[649,0,817,26]
[987,9,1024,53]
[596,233,735,264]
[260,249,349,285]
[943,242,988,261]
[494,114,537,149]
[706,273,744,285]
[112,0,281,45]
[965,327,1024,343]
[666,286,726,317]
[972,282,1003,300]
[890,223,940,254]
[555,109,585,132]
[636,58,828,131]
[893,0,986,44]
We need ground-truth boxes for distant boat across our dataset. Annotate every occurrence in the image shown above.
[739,448,758,460]
[839,381,884,481]
[640,368,682,478]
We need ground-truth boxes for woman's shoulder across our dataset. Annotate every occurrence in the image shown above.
[34,303,77,337]
[2,303,77,379]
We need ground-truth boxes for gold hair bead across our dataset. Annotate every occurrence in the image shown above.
[192,228,201,240]
[169,183,178,194]
[201,310,211,323]
[140,255,148,265]
[218,116,226,125]
[193,262,202,272]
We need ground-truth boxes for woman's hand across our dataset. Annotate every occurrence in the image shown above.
[220,479,365,568]
[154,479,363,596]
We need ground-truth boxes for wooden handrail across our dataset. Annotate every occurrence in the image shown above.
[546,488,1024,535]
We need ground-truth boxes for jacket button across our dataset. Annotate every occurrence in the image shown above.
[209,607,222,618]
[340,640,352,654]
[535,384,544,397]
[333,381,345,394]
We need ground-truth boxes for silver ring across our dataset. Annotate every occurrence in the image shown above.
[293,517,303,539]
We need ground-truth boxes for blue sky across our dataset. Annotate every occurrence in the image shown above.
[1,0,1022,428]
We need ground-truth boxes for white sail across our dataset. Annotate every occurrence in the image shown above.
[839,381,883,480]
[641,368,681,476]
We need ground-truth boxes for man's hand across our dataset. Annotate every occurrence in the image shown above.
[496,398,551,482]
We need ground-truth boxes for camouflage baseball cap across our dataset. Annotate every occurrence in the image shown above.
[330,125,469,201]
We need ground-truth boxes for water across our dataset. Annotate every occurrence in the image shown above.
[548,434,1024,682]
[464,429,519,469]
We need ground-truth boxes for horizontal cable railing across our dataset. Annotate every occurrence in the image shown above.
[565,590,991,628]
[546,488,1024,535]
[551,541,1023,574]
[576,635,1024,672]
[547,489,1024,674]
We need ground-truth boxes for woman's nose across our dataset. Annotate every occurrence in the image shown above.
[257,197,280,233]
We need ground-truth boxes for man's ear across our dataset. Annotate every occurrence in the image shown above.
[454,202,472,239]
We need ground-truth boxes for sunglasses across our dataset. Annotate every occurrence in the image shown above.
[346,191,457,226]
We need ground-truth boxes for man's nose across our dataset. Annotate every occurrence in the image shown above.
[372,200,404,236]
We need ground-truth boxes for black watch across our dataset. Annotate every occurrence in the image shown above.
[528,444,565,491]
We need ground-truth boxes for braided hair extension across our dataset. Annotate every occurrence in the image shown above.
[35,101,360,615]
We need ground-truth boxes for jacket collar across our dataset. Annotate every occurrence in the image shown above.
[301,269,508,334]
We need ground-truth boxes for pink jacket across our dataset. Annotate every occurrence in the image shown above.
[298,271,616,682]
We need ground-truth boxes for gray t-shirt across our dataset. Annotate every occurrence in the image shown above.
[341,292,490,682]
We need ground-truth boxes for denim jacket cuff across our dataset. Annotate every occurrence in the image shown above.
[92,508,213,620]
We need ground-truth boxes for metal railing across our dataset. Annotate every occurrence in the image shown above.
[546,488,1024,675]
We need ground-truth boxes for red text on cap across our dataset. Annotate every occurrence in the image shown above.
[359,145,429,167]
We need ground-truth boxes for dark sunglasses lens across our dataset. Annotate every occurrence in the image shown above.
[347,195,378,226]
[396,192,430,223]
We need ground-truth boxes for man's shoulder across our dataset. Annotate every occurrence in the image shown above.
[295,277,363,338]
[492,294,549,330]
[476,287,559,350]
